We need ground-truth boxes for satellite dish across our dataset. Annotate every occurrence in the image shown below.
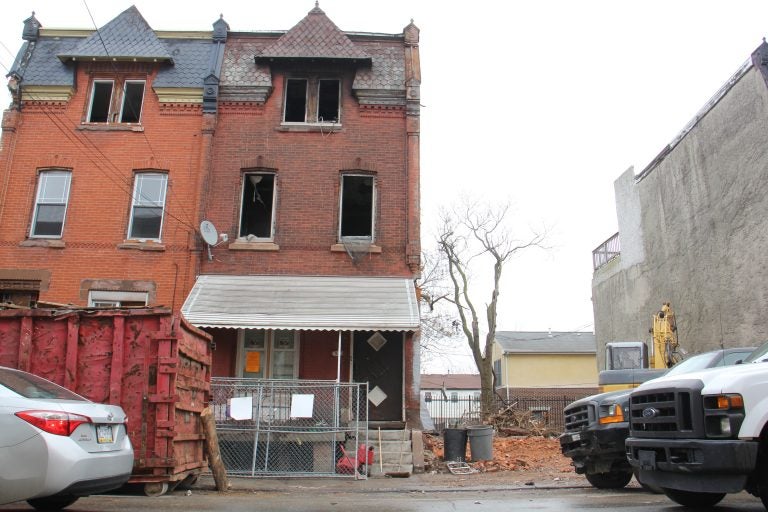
[200,220,219,246]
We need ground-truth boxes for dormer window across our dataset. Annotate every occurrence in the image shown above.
[283,77,340,124]
[87,79,146,123]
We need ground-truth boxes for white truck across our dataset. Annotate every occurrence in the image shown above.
[625,342,768,508]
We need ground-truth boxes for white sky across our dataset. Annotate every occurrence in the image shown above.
[2,1,768,371]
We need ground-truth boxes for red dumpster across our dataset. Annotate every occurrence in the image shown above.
[0,307,212,496]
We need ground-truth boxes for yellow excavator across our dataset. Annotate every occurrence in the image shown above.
[599,303,683,392]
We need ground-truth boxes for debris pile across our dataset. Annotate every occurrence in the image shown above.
[423,432,573,474]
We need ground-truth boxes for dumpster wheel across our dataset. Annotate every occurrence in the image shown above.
[144,482,169,497]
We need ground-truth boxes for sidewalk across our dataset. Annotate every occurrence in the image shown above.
[193,470,591,495]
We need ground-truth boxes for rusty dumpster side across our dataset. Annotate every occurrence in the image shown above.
[0,307,212,493]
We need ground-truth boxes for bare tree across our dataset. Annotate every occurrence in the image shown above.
[434,199,546,418]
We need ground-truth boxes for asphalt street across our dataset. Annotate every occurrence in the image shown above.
[0,485,764,512]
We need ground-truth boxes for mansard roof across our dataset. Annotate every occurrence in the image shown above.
[256,3,370,62]
[57,5,172,63]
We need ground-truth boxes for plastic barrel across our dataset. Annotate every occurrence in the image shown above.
[443,428,468,462]
[467,425,494,461]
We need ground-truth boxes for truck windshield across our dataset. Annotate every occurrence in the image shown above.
[742,342,768,364]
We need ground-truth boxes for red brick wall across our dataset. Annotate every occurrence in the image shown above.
[201,62,414,278]
[0,63,205,308]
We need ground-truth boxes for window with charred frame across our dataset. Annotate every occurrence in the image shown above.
[339,174,374,241]
[283,77,341,123]
[239,172,276,239]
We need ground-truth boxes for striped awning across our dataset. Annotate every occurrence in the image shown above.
[181,275,420,331]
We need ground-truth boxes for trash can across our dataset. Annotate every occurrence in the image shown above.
[467,425,494,461]
[443,428,468,462]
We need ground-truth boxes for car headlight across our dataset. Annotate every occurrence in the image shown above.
[703,394,744,438]
[598,403,625,424]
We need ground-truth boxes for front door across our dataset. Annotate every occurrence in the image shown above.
[353,331,403,422]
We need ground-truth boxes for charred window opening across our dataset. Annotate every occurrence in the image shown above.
[120,81,145,123]
[240,173,276,239]
[317,79,340,122]
[283,77,341,123]
[340,175,374,240]
[284,79,308,122]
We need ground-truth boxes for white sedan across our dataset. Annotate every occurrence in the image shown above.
[0,366,133,510]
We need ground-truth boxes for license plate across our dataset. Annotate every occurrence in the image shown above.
[568,433,581,442]
[96,425,114,444]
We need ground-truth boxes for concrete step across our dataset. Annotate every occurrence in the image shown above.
[370,462,414,476]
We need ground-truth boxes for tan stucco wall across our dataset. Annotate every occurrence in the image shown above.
[499,353,598,387]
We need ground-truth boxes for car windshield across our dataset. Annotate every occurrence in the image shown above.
[742,342,768,364]
[665,353,716,377]
[0,367,86,400]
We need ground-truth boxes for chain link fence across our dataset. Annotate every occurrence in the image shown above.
[210,378,368,478]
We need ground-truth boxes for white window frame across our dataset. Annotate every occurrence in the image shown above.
[127,172,168,241]
[86,78,146,124]
[87,80,114,123]
[238,172,277,241]
[88,290,148,307]
[30,170,72,239]
[236,329,300,379]
[118,80,146,123]
[338,174,375,242]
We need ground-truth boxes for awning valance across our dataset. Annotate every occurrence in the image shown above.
[181,275,420,331]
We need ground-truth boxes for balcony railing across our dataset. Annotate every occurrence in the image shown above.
[592,232,620,271]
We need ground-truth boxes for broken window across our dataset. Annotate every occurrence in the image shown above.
[283,77,341,123]
[87,79,145,123]
[339,174,374,241]
[30,170,71,238]
[239,172,276,239]
[88,81,114,122]
[317,79,340,122]
[119,81,145,123]
[128,172,167,240]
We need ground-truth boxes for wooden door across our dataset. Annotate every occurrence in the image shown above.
[353,331,403,421]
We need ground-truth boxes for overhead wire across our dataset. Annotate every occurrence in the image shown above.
[3,4,203,236]
[81,0,198,232]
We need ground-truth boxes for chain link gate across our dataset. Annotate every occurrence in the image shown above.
[210,378,369,478]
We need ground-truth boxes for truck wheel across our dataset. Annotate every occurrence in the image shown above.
[663,488,725,507]
[585,470,633,489]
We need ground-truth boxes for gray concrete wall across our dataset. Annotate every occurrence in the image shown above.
[593,67,768,369]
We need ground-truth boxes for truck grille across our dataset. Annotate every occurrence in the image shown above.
[629,386,702,438]
[564,403,593,432]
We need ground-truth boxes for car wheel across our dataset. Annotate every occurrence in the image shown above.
[663,488,726,508]
[26,495,79,511]
[143,482,169,497]
[585,470,633,489]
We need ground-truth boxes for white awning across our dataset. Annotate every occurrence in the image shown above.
[181,275,420,331]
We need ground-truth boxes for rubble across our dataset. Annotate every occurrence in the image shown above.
[423,432,574,475]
